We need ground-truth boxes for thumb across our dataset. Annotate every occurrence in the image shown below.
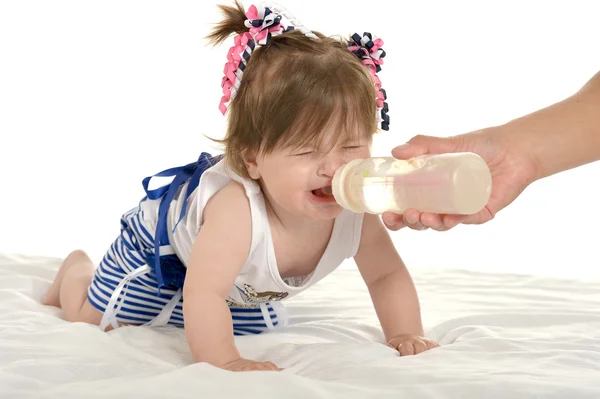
[392,134,461,160]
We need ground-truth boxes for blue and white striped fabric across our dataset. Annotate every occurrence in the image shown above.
[87,197,280,336]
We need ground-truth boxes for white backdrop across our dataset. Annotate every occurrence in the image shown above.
[1,0,599,279]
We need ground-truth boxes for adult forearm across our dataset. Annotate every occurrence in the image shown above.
[501,71,600,181]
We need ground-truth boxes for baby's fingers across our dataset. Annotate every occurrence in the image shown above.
[427,340,440,350]
[398,341,415,356]
[411,339,428,355]
[260,361,281,371]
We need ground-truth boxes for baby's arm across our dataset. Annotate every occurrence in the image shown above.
[183,182,279,371]
[354,213,438,355]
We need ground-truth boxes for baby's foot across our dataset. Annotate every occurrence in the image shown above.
[42,250,89,307]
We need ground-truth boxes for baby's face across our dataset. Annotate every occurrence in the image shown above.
[250,131,371,221]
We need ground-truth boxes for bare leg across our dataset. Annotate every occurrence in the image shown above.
[43,250,103,325]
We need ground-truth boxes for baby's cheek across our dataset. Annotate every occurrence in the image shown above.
[272,185,302,208]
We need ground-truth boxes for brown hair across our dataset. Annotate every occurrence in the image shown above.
[207,1,379,178]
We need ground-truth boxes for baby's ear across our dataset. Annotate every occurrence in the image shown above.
[241,149,261,180]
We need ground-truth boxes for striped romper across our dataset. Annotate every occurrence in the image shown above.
[87,152,364,335]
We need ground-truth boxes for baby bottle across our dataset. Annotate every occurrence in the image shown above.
[331,152,492,215]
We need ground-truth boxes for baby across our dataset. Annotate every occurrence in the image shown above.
[43,1,438,372]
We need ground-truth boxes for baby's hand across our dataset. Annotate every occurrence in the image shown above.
[387,334,439,356]
[220,358,283,372]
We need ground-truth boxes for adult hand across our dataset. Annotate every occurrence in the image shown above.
[382,129,538,231]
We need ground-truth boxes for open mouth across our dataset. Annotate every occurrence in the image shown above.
[311,185,333,197]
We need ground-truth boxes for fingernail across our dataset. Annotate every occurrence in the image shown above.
[383,218,397,229]
[382,214,399,228]
[406,214,418,224]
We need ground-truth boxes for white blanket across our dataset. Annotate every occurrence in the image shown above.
[1,252,599,398]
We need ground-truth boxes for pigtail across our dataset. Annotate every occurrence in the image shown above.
[206,0,248,46]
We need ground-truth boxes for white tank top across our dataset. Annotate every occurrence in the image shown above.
[166,159,364,308]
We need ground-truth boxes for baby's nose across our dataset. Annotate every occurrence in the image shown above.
[318,154,345,177]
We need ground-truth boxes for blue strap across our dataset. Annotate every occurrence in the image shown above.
[142,152,223,291]
[142,166,187,200]
[172,153,222,231]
